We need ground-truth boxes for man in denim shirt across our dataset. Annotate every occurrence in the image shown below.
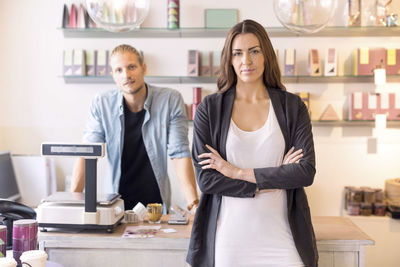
[71,44,199,212]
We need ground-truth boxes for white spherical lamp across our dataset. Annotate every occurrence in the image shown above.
[273,0,338,34]
[86,0,150,32]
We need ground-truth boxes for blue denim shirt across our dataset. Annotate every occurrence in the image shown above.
[83,84,190,209]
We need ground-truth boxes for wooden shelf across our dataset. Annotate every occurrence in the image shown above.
[60,26,400,38]
[189,120,400,128]
[62,75,400,84]
[62,76,217,84]
[312,120,400,128]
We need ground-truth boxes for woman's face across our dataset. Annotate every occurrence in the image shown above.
[231,33,265,85]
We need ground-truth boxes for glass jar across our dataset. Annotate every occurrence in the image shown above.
[349,188,363,203]
[363,189,376,204]
[347,202,361,216]
[373,203,387,216]
[360,202,372,216]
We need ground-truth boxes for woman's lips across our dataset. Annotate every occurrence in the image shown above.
[241,68,255,74]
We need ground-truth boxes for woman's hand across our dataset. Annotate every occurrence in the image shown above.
[282,146,303,165]
[198,144,240,179]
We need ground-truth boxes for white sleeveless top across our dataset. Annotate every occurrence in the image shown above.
[215,103,304,267]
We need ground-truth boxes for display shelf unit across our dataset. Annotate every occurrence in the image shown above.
[188,120,400,128]
[62,75,400,84]
[62,76,217,84]
[61,26,400,38]
[312,120,400,128]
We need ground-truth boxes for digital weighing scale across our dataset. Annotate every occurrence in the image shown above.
[37,143,124,232]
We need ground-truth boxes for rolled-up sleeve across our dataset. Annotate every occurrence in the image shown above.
[83,96,106,143]
[254,98,316,190]
[167,91,190,159]
[192,97,257,197]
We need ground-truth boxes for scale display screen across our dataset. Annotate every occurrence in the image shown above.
[51,146,94,153]
[42,143,104,158]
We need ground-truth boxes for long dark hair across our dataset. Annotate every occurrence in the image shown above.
[217,19,286,92]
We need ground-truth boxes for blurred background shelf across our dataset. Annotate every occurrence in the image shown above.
[62,75,400,84]
[61,26,400,38]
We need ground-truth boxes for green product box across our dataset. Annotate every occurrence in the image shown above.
[205,9,238,28]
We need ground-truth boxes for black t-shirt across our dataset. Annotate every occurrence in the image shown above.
[119,100,162,210]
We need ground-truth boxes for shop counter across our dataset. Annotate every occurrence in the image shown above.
[38,216,373,267]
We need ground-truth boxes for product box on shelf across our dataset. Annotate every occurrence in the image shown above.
[96,50,109,76]
[61,4,69,28]
[349,92,400,121]
[63,50,73,76]
[76,4,86,29]
[212,51,221,77]
[386,48,400,75]
[204,9,238,28]
[353,47,386,76]
[85,50,97,76]
[308,49,322,76]
[187,50,200,77]
[349,92,366,120]
[200,51,212,76]
[69,4,77,28]
[348,0,361,26]
[324,48,337,76]
[72,49,86,76]
[319,104,340,121]
[295,92,311,116]
[284,49,296,76]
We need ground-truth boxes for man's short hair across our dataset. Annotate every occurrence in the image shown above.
[110,44,144,65]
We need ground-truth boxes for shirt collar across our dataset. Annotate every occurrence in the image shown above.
[118,83,151,114]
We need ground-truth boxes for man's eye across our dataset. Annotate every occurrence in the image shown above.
[128,65,136,70]
[115,68,122,73]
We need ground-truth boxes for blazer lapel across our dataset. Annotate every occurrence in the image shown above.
[220,88,235,160]
[268,88,290,152]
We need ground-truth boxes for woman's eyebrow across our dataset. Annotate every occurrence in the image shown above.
[248,46,260,50]
[232,45,260,51]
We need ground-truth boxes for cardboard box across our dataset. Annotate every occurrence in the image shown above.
[353,47,386,76]
[200,51,212,76]
[388,93,400,120]
[63,50,73,76]
[349,92,364,120]
[72,49,86,76]
[96,50,109,76]
[86,50,97,76]
[324,48,337,76]
[296,92,311,116]
[308,49,322,76]
[386,48,400,75]
[205,9,238,28]
[187,50,200,77]
[284,49,296,76]
[212,51,221,76]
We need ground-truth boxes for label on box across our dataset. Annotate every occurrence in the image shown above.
[360,47,369,65]
[368,94,377,109]
[354,92,362,109]
[381,93,389,109]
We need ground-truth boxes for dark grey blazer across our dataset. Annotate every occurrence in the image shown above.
[186,86,318,267]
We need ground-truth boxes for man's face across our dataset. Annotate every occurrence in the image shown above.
[110,51,147,96]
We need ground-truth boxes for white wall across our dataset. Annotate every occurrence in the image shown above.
[1,1,400,265]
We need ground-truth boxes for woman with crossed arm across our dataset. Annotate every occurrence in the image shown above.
[186,19,318,267]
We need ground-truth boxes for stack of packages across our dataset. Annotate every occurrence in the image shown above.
[344,186,386,216]
[385,178,400,218]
